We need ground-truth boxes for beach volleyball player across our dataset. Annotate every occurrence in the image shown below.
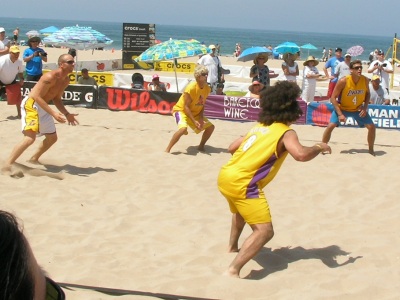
[218,81,331,278]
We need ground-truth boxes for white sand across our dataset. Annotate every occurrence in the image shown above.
[1,49,400,299]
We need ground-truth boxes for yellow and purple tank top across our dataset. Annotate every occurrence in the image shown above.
[338,75,368,112]
[218,122,291,199]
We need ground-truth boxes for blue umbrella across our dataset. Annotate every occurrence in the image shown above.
[39,26,59,36]
[43,25,113,50]
[300,43,318,56]
[274,41,300,54]
[43,25,113,76]
[237,46,272,62]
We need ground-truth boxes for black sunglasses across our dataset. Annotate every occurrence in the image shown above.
[352,66,363,70]
[46,277,65,300]
[64,60,75,65]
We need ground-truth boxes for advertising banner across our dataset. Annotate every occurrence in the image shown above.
[306,102,400,129]
[23,81,97,108]
[122,23,155,70]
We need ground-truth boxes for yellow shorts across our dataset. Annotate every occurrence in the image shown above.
[223,192,272,225]
[172,111,213,134]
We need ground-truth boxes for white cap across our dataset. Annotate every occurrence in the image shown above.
[0,27,5,32]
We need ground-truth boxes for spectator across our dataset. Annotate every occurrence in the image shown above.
[147,74,166,92]
[323,47,344,97]
[0,27,10,56]
[131,72,144,89]
[301,56,320,103]
[369,75,390,105]
[367,49,393,93]
[335,53,351,80]
[13,27,19,44]
[281,53,299,83]
[245,80,264,98]
[23,36,47,82]
[215,83,226,95]
[77,68,97,86]
[197,44,224,93]
[250,53,270,87]
[0,210,66,299]
[0,45,25,118]
[321,47,327,62]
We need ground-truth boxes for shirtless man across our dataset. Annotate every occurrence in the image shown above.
[2,54,79,175]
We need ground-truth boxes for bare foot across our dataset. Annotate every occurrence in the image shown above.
[1,166,24,178]
[228,247,239,253]
[223,269,240,278]
[369,148,375,156]
[198,146,205,152]
[27,159,41,165]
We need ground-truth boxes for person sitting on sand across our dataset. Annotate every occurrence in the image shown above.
[1,54,79,176]
[131,72,144,89]
[0,210,66,299]
[147,74,166,92]
[245,79,264,98]
[165,65,215,153]
[218,81,331,278]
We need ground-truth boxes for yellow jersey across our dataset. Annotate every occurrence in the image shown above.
[339,75,368,112]
[172,81,210,117]
[218,122,291,199]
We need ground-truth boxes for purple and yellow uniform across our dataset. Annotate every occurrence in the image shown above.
[218,122,291,224]
[331,75,373,127]
[338,74,368,112]
[172,81,212,133]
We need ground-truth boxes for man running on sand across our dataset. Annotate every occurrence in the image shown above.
[2,54,79,176]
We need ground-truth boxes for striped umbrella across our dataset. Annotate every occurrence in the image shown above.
[135,39,211,91]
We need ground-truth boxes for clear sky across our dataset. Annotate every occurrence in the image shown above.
[1,0,398,37]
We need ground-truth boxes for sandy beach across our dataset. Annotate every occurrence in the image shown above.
[1,48,400,299]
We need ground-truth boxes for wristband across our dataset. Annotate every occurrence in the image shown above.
[314,144,323,152]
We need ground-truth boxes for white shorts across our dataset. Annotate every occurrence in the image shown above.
[21,96,56,135]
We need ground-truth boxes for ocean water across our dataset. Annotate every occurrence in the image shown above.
[1,17,395,61]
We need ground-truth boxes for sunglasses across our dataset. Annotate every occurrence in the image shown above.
[352,66,363,70]
[201,73,208,76]
[46,277,65,300]
[253,84,260,86]
[64,60,75,65]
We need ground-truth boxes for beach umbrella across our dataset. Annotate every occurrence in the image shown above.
[347,45,364,57]
[43,25,113,50]
[39,26,59,36]
[135,38,211,92]
[25,30,40,38]
[274,41,300,55]
[237,46,272,62]
[43,25,113,76]
[300,43,318,56]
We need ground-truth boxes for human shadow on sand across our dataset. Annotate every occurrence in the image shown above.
[59,282,217,300]
[43,163,117,177]
[185,145,227,156]
[245,245,362,280]
[340,149,385,156]
[169,145,227,156]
